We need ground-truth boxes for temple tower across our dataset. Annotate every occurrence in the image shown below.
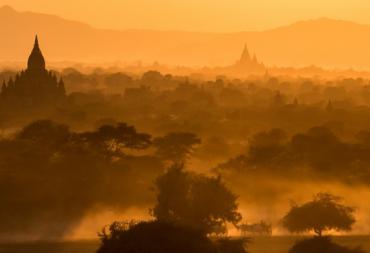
[27,35,46,71]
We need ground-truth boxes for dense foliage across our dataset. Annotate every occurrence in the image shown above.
[152,164,242,235]
[0,120,161,239]
[282,193,355,236]
[97,220,248,253]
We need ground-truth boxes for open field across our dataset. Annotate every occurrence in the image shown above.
[0,236,369,253]
[249,236,370,253]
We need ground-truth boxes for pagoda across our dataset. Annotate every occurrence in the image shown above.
[1,36,65,106]
[233,44,266,74]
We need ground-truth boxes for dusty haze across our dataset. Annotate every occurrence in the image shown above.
[2,2,370,249]
[1,6,370,68]
[1,0,370,32]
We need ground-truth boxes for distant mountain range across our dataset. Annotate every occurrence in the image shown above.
[1,5,370,69]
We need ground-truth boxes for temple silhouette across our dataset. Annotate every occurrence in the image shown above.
[232,44,266,74]
[1,36,65,106]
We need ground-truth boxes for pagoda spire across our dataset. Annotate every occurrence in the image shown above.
[240,43,251,62]
[34,35,39,48]
[27,35,45,71]
[252,53,258,63]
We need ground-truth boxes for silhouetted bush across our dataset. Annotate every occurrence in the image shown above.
[216,237,250,253]
[98,220,248,253]
[289,237,365,253]
[97,221,217,253]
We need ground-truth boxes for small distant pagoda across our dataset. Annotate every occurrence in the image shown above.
[1,36,65,106]
[232,44,266,75]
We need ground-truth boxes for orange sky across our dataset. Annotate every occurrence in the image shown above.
[0,0,369,32]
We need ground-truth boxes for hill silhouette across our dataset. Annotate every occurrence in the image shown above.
[1,6,370,68]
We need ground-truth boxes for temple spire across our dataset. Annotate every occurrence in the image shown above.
[27,35,45,71]
[34,35,39,48]
[252,53,258,63]
[240,43,251,62]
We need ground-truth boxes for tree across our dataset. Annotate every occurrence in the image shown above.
[282,193,355,236]
[16,119,71,150]
[153,132,201,163]
[248,128,287,165]
[79,122,151,157]
[141,71,163,84]
[105,72,132,87]
[1,119,161,239]
[152,164,241,235]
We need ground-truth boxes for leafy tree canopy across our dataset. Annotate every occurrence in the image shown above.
[152,164,241,235]
[282,193,355,236]
[153,132,201,163]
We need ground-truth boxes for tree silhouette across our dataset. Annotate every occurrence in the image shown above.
[153,132,201,163]
[282,193,355,236]
[79,122,151,157]
[16,120,70,149]
[152,164,241,235]
[141,71,163,84]
[0,119,161,239]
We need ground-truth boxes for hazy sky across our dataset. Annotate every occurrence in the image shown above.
[0,0,369,32]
